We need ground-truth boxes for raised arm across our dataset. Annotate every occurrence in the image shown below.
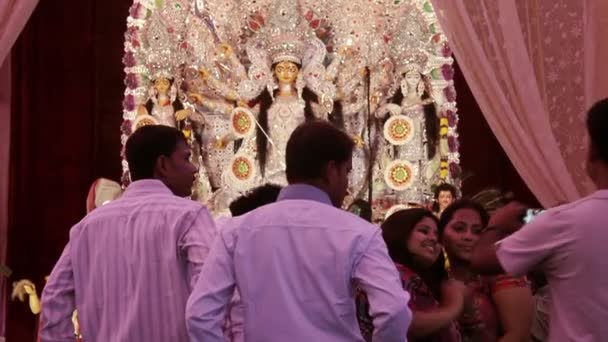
[407,279,465,339]
[492,277,534,342]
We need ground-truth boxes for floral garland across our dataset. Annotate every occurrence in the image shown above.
[421,1,461,188]
[120,1,152,187]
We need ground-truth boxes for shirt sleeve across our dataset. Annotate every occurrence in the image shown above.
[226,290,244,342]
[496,210,571,277]
[186,231,236,342]
[352,229,412,342]
[179,207,218,290]
[40,240,77,342]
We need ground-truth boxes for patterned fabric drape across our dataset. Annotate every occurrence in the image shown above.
[432,0,608,206]
[1,1,40,339]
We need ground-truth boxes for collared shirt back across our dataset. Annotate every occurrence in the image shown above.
[41,180,216,342]
[497,190,608,342]
[187,184,410,342]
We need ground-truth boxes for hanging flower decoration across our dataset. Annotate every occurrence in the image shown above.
[231,107,256,139]
[383,115,415,145]
[384,160,416,191]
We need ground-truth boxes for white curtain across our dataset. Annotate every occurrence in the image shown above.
[0,0,40,338]
[432,0,608,206]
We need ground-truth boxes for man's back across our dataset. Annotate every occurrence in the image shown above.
[232,199,372,341]
[545,191,608,341]
[498,190,608,341]
[41,180,216,342]
[192,189,410,342]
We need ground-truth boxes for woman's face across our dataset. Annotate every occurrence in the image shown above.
[401,70,421,94]
[154,77,171,94]
[274,61,299,85]
[442,208,484,262]
[406,216,441,268]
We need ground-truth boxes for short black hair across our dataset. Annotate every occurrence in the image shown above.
[285,120,355,183]
[229,183,282,216]
[125,125,187,181]
[587,98,608,163]
[434,183,457,199]
[350,199,372,222]
[438,199,489,236]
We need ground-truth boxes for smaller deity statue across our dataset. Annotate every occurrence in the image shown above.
[374,59,439,210]
[135,74,201,130]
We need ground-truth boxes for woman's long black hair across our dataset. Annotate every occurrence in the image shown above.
[381,208,447,298]
[387,75,438,160]
[250,63,319,176]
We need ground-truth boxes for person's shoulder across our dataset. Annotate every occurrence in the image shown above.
[539,192,606,226]
[228,200,378,232]
[283,199,378,230]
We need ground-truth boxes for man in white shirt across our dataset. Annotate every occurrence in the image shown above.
[471,98,608,342]
[187,121,411,342]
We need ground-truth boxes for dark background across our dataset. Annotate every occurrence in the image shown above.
[5,1,537,340]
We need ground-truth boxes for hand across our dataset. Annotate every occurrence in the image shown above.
[488,201,528,236]
[175,109,192,121]
[338,45,352,58]
[440,279,467,312]
[189,112,205,124]
[371,94,380,106]
[199,68,210,81]
[386,103,401,116]
[23,284,36,295]
[214,136,228,149]
[374,109,388,119]
[188,92,204,104]
[217,43,233,57]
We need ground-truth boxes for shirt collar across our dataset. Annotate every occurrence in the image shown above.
[121,179,173,198]
[593,189,608,199]
[277,184,333,206]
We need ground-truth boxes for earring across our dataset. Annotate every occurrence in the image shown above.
[296,72,305,99]
[417,81,425,97]
[443,248,451,271]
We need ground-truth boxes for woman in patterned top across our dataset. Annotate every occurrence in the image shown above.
[357,208,462,342]
[439,200,533,342]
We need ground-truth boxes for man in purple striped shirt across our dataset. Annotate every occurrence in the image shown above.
[186,121,411,342]
[40,125,217,342]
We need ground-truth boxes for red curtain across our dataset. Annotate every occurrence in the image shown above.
[5,1,536,341]
[6,0,129,340]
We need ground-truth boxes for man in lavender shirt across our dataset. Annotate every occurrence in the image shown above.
[470,98,608,341]
[40,125,217,342]
[221,183,283,342]
[187,121,411,342]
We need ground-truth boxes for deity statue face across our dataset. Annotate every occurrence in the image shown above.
[274,61,299,85]
[154,77,171,95]
[401,70,421,95]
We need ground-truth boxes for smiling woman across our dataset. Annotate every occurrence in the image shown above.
[356,208,461,342]
[439,199,533,342]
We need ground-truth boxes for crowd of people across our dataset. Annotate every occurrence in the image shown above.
[37,98,608,341]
